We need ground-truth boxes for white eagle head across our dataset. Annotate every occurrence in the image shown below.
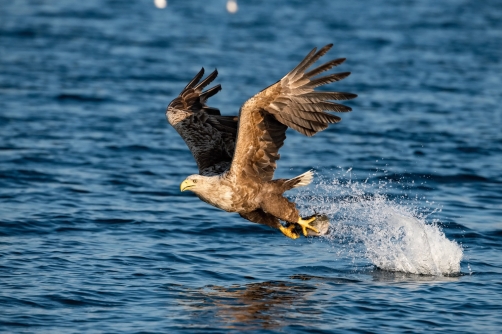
[180,174,234,211]
[180,174,216,195]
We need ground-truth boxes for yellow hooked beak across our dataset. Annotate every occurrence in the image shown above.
[180,179,194,192]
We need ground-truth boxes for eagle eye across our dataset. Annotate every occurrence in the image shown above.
[193,179,197,183]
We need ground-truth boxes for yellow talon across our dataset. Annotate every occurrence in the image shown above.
[297,216,319,237]
[279,224,300,239]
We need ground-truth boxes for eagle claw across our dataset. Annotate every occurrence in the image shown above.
[279,224,300,239]
[297,216,319,237]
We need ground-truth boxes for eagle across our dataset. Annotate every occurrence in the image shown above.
[166,44,356,239]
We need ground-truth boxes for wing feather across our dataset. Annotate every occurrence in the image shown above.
[307,72,351,88]
[297,91,357,102]
[304,58,346,78]
[230,45,356,181]
[166,68,238,176]
[184,68,205,90]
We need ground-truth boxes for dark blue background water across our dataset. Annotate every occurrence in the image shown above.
[1,0,501,332]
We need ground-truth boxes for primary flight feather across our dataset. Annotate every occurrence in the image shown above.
[165,44,356,239]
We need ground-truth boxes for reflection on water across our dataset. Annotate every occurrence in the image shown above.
[367,268,461,283]
[292,272,459,284]
[175,281,319,330]
[171,273,459,330]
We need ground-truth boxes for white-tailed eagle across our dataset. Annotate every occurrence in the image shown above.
[166,44,356,239]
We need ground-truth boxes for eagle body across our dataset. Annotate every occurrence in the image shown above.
[167,44,357,239]
[181,172,305,231]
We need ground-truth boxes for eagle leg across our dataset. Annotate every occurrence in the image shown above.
[279,224,300,239]
[297,216,319,237]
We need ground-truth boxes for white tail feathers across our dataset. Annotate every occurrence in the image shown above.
[288,170,314,189]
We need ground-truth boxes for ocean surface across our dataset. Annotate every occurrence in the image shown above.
[1,0,501,332]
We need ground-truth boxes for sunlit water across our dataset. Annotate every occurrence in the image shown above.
[1,0,501,332]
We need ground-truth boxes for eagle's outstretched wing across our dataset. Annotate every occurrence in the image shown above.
[229,44,357,182]
[166,68,238,176]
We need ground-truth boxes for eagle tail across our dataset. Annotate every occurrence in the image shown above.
[285,170,314,190]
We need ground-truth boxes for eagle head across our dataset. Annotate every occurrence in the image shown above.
[180,174,234,211]
[180,175,207,193]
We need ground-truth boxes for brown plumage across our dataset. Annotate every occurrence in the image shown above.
[168,44,356,239]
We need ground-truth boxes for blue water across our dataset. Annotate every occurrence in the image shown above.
[1,0,501,332]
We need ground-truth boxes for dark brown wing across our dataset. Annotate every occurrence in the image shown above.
[229,44,356,181]
[166,68,238,176]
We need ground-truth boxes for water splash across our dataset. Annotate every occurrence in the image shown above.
[295,170,463,276]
